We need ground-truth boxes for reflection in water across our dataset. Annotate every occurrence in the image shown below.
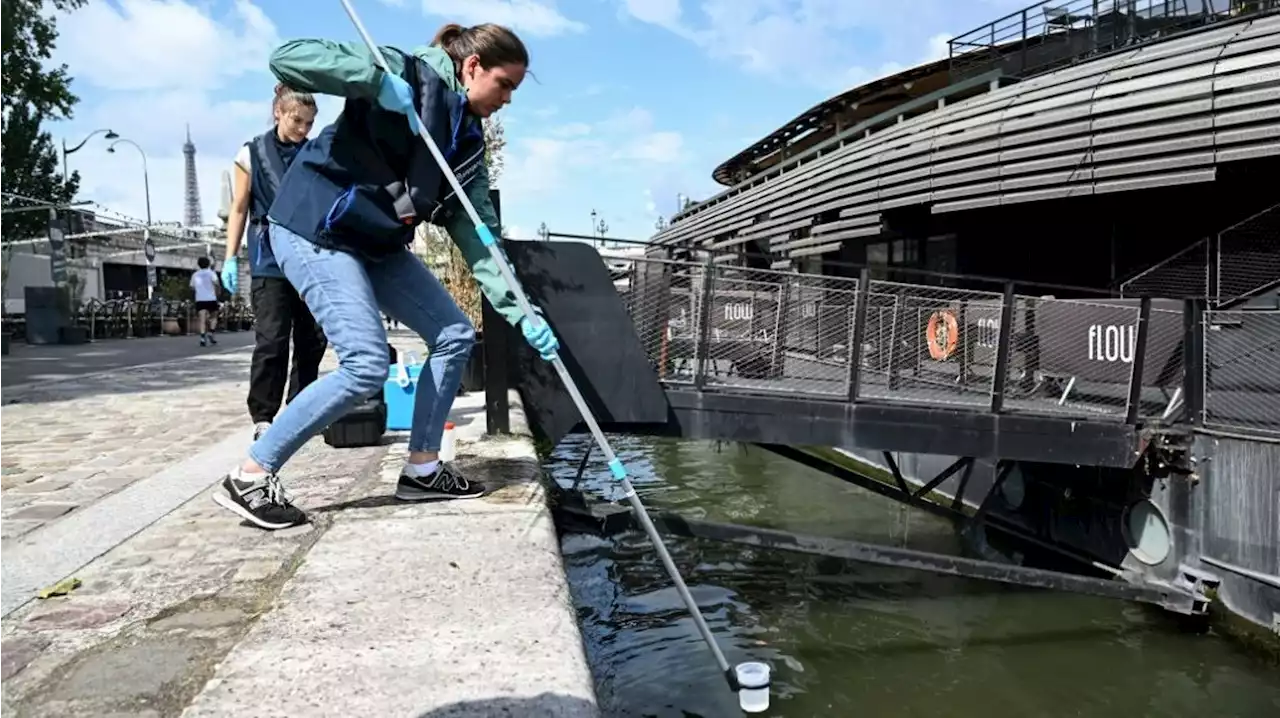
[550,436,1280,718]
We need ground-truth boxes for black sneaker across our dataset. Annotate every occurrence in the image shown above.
[200,334,208,347]
[208,333,217,345]
[212,471,307,530]
[395,463,485,502]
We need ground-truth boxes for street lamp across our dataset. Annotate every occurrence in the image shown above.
[106,138,151,228]
[596,219,609,247]
[107,137,154,300]
[62,128,119,184]
[537,222,549,241]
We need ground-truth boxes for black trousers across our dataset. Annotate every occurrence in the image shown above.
[247,276,327,424]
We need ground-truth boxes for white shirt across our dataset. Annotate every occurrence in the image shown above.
[191,268,219,302]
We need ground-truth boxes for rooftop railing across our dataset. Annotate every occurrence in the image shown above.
[947,0,1274,82]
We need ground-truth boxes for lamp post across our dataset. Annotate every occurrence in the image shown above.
[62,128,119,184]
[537,222,549,241]
[107,138,154,299]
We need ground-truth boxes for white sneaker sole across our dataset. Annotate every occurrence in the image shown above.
[212,491,301,530]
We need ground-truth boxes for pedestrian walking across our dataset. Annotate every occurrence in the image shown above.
[190,257,221,346]
[214,22,558,530]
[222,84,328,441]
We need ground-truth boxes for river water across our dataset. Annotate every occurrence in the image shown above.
[548,435,1280,718]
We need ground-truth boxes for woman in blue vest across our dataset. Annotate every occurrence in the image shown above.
[214,23,559,530]
[222,84,327,442]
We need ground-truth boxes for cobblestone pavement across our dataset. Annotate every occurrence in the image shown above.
[0,431,392,718]
[1,347,258,541]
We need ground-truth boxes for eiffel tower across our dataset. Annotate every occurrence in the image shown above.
[182,124,203,236]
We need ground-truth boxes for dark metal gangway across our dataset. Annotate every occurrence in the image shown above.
[492,239,1277,619]
[497,240,1277,467]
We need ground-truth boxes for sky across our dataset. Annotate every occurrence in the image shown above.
[45,0,1025,243]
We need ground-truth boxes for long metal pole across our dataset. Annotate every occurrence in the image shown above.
[338,0,736,687]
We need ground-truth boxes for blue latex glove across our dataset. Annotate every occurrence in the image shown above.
[519,308,560,362]
[220,256,239,295]
[376,73,422,134]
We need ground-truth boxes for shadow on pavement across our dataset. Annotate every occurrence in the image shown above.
[415,694,598,718]
[1,345,255,407]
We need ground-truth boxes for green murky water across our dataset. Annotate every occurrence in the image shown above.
[549,436,1280,718]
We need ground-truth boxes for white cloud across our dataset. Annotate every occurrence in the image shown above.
[622,0,991,89]
[50,0,344,232]
[416,0,587,37]
[497,110,685,201]
[58,0,279,92]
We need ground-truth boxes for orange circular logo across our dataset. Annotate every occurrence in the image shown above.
[926,309,959,361]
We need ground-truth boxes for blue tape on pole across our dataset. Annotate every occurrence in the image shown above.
[608,458,626,481]
[475,223,497,247]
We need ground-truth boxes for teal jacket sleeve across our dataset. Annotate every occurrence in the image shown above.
[268,39,406,99]
[442,162,526,328]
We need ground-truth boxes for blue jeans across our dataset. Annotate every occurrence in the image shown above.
[248,222,475,473]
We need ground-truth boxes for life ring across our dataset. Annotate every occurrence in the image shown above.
[926,309,959,361]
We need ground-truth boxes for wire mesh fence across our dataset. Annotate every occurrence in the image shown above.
[612,253,1210,425]
[1203,309,1280,438]
[1217,203,1280,305]
[1118,240,1209,299]
[856,281,1004,408]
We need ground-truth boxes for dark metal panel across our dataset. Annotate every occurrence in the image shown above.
[998,135,1092,167]
[813,214,880,233]
[1217,140,1280,163]
[1000,152,1091,177]
[1093,117,1215,147]
[1215,104,1280,127]
[999,183,1094,207]
[1092,152,1217,180]
[1093,168,1216,195]
[1001,168,1091,192]
[1092,98,1214,131]
[999,119,1094,148]
[1093,82,1216,118]
[1214,84,1280,110]
[790,242,843,258]
[660,388,1143,467]
[933,179,1002,201]
[930,168,1000,191]
[1092,134,1214,163]
[932,194,1005,214]
[1215,124,1280,148]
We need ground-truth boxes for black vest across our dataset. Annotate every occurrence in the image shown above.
[246,131,302,278]
[267,50,487,260]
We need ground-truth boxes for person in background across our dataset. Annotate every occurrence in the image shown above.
[190,256,221,346]
[221,84,327,441]
[212,23,559,530]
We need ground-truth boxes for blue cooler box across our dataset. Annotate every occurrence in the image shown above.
[384,351,425,431]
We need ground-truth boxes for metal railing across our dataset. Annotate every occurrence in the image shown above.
[947,0,1265,82]
[1118,203,1280,307]
[1202,308,1280,437]
[613,254,1199,425]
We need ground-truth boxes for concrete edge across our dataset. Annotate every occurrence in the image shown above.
[1,427,251,618]
[499,388,599,709]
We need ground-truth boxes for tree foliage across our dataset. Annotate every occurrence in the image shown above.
[2,0,86,244]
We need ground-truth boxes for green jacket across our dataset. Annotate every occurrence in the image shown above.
[269,39,522,327]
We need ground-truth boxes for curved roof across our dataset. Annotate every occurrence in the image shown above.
[711,58,954,187]
[653,12,1280,260]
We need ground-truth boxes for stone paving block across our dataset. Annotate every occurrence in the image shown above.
[231,560,281,583]
[24,599,133,631]
[1,520,45,541]
[9,504,78,521]
[6,479,71,494]
[1,636,49,680]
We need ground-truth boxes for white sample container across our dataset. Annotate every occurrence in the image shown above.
[440,421,457,462]
[735,661,771,713]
